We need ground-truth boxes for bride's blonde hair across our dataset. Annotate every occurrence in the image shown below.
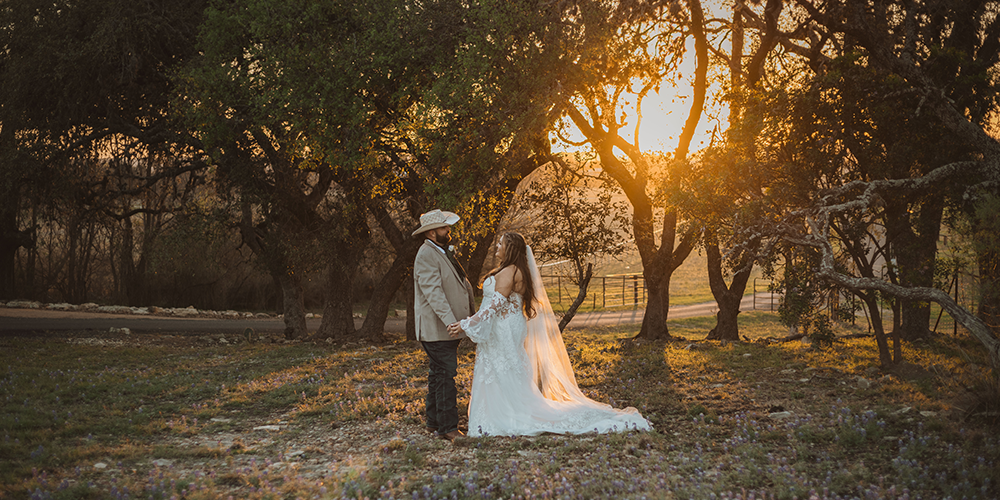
[486,232,536,318]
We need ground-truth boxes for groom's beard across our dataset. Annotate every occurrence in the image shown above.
[434,233,451,246]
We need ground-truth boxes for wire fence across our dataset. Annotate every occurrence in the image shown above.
[540,274,780,314]
[539,275,647,313]
[810,268,981,335]
[751,278,778,312]
[541,265,982,332]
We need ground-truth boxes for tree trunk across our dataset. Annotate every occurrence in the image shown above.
[464,230,495,291]
[116,215,151,307]
[560,112,697,340]
[0,193,32,300]
[118,212,156,307]
[561,0,705,341]
[366,200,432,342]
[891,296,902,360]
[705,232,755,341]
[636,0,706,339]
[558,263,592,331]
[704,0,757,344]
[23,206,38,297]
[804,213,1000,369]
[0,126,29,300]
[837,274,1000,369]
[859,292,894,367]
[405,274,416,341]
[635,206,672,340]
[237,201,310,338]
[0,237,21,300]
[831,220,899,366]
[316,260,357,339]
[708,302,741,341]
[634,236,697,339]
[276,267,308,339]
[639,267,672,339]
[264,262,308,339]
[970,190,1000,334]
[891,197,943,340]
[357,238,421,340]
[64,216,94,304]
[707,290,742,340]
[977,247,1000,334]
[705,240,739,341]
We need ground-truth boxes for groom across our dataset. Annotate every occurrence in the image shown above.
[412,209,475,441]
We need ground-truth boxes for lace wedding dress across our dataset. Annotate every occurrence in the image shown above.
[459,249,651,437]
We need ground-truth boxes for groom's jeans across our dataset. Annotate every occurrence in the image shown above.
[421,339,460,435]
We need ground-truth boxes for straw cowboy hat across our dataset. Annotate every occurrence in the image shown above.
[412,209,460,237]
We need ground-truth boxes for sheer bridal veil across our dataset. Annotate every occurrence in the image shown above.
[524,247,610,408]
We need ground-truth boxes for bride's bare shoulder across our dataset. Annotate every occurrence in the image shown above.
[494,266,517,296]
[497,266,528,295]
[494,266,516,284]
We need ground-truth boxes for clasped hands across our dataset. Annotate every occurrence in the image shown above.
[447,321,464,338]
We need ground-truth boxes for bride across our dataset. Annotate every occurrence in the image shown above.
[446,232,651,437]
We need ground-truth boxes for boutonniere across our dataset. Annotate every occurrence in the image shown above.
[448,245,455,254]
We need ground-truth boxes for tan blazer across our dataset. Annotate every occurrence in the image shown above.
[413,239,475,342]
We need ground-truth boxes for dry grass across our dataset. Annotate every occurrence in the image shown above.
[1,315,997,499]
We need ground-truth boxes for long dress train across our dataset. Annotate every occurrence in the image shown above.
[459,251,651,437]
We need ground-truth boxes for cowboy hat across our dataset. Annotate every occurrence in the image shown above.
[412,209,460,237]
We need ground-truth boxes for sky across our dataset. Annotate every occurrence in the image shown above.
[556,37,726,156]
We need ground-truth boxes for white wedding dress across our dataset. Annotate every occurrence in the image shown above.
[459,249,651,437]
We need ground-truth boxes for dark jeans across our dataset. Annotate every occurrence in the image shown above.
[421,339,460,435]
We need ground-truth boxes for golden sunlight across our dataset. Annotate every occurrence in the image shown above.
[558,38,727,156]
[622,80,724,155]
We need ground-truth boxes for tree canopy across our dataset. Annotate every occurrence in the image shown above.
[1,0,997,368]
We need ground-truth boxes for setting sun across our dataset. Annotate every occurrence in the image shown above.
[557,39,726,156]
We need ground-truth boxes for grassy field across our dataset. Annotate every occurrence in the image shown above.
[2,314,997,499]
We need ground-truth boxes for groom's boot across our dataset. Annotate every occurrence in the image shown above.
[440,429,465,441]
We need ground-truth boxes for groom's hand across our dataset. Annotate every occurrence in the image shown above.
[447,322,463,338]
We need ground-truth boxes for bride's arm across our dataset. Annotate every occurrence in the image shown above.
[448,267,518,342]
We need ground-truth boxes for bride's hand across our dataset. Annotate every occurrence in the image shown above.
[447,322,463,337]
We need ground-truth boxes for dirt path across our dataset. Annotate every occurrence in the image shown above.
[0,293,779,335]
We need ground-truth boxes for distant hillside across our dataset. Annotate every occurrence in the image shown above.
[500,162,770,308]
[536,247,769,308]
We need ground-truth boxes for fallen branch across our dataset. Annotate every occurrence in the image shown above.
[778,334,806,342]
[769,161,1000,369]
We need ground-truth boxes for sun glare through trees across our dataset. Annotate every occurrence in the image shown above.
[2,0,1000,497]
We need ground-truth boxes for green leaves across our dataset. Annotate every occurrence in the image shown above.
[519,165,630,278]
